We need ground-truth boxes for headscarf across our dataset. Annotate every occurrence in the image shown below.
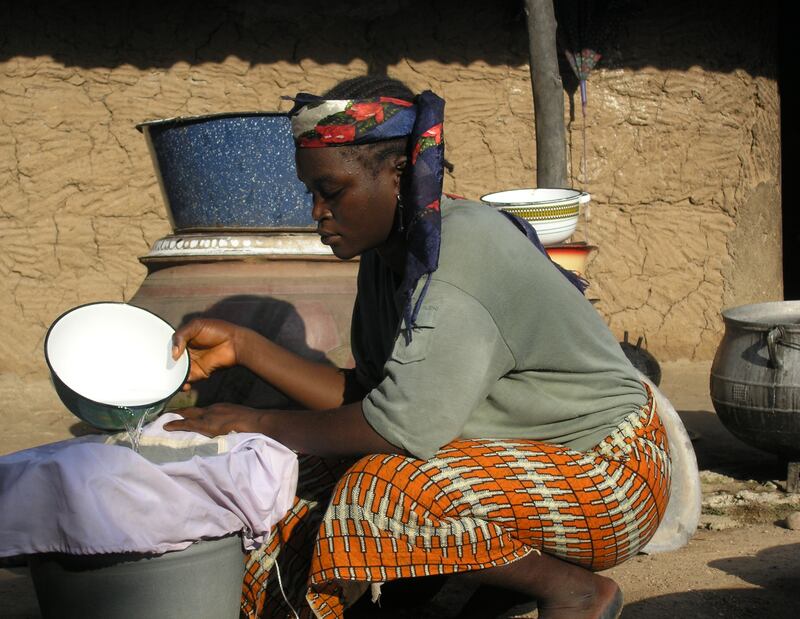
[289,91,445,342]
[288,90,586,342]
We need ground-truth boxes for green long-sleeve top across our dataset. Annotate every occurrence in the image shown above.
[352,196,647,460]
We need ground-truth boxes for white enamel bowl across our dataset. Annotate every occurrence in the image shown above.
[45,302,190,431]
[481,188,590,246]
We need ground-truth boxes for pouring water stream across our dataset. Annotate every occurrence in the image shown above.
[120,407,147,453]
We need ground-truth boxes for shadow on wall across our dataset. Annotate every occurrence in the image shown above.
[2,0,777,79]
[63,294,338,438]
[178,295,333,409]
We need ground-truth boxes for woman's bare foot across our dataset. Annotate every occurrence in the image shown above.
[537,572,623,619]
[461,550,624,619]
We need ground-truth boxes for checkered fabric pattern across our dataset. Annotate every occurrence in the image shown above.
[242,385,670,618]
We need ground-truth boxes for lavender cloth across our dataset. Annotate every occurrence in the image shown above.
[0,413,298,557]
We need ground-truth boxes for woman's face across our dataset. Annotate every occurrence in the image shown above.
[295,147,404,260]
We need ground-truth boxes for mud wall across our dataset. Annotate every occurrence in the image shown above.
[0,0,781,385]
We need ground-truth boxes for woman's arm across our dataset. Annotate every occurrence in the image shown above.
[234,326,356,410]
[163,401,403,457]
[172,318,363,410]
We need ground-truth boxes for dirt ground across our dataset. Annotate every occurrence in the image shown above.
[1,360,799,618]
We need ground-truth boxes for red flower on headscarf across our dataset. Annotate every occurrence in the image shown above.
[316,124,356,143]
[298,136,327,148]
[423,123,443,144]
[346,102,385,123]
[411,123,444,164]
[425,200,440,211]
[379,96,413,107]
[411,142,422,165]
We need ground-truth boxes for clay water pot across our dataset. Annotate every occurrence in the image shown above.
[129,238,358,409]
[710,300,800,458]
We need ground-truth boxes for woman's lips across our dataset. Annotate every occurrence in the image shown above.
[319,233,341,245]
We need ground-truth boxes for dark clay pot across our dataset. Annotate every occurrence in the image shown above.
[710,300,800,458]
[619,332,661,386]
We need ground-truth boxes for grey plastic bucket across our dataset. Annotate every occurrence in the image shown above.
[28,535,245,619]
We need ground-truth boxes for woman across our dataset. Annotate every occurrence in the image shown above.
[165,76,670,619]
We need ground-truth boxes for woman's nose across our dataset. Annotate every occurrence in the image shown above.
[311,197,330,222]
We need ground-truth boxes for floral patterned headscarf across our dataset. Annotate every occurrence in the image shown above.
[289,91,446,342]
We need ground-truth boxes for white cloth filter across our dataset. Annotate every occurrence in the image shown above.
[0,413,298,557]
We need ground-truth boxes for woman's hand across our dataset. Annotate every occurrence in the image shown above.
[171,317,351,411]
[172,318,242,388]
[165,401,404,456]
[163,403,263,437]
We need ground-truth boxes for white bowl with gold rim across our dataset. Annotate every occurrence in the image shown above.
[481,188,590,246]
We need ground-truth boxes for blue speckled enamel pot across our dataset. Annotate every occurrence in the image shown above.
[137,113,314,231]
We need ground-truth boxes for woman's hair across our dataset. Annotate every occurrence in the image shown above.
[322,76,415,178]
[322,75,415,101]
[321,75,453,176]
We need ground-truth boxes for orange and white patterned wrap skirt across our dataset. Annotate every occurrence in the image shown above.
[242,385,670,618]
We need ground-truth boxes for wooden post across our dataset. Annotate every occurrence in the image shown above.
[524,0,567,188]
[787,461,800,494]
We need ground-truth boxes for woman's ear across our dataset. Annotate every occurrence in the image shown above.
[393,155,407,188]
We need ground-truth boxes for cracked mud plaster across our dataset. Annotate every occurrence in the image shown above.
[0,3,781,382]
[567,65,780,361]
